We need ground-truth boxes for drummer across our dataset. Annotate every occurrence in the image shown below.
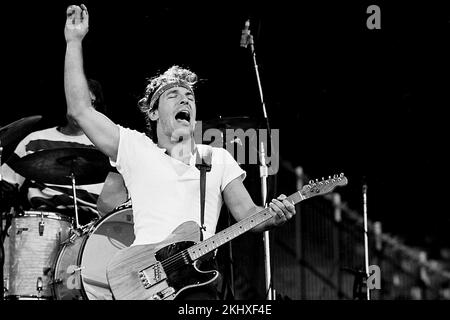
[0,79,107,225]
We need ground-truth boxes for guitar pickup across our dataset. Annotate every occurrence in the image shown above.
[139,262,167,289]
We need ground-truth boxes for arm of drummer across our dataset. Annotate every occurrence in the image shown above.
[64,4,119,162]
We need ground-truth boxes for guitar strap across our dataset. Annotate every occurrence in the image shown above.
[196,146,212,241]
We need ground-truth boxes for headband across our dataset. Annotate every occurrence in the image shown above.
[149,80,194,110]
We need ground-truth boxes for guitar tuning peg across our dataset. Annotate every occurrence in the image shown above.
[315,179,319,183]
[340,173,344,177]
[333,174,338,178]
[328,176,331,180]
[309,180,314,185]
[321,177,324,181]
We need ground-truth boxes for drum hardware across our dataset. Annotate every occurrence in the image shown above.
[61,221,94,246]
[62,230,80,246]
[39,213,45,236]
[36,277,43,299]
[3,276,9,295]
[49,278,63,285]
[70,170,81,230]
[68,265,85,274]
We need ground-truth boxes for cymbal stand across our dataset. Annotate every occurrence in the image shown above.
[241,19,275,300]
[362,182,370,300]
[69,161,81,231]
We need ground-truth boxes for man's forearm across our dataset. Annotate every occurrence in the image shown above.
[64,41,91,118]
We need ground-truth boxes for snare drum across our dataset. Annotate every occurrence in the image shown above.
[52,204,134,300]
[4,211,72,299]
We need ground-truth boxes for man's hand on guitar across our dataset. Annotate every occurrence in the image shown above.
[269,194,296,227]
[65,4,89,43]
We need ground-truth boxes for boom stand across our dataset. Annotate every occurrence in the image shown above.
[69,161,81,231]
[259,142,274,300]
[242,20,275,300]
[362,183,370,300]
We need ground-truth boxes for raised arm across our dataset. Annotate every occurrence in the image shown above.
[64,4,119,161]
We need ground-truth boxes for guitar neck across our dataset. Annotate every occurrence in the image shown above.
[188,191,305,261]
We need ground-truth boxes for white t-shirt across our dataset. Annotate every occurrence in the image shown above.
[112,125,246,245]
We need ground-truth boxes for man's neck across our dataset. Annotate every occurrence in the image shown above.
[158,136,196,165]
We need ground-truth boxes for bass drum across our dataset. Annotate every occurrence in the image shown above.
[52,203,134,300]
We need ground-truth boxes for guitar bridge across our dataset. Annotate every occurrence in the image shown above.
[151,287,176,300]
[139,262,167,289]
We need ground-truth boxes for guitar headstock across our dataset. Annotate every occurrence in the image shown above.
[300,173,348,199]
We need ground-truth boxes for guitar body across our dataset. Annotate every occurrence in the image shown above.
[106,221,219,300]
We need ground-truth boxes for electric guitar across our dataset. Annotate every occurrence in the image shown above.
[106,173,348,300]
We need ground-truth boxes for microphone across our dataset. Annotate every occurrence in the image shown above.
[240,19,250,48]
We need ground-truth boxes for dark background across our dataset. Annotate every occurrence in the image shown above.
[2,1,449,254]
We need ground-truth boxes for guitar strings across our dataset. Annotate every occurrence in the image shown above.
[153,185,335,274]
[159,206,276,273]
[160,224,235,271]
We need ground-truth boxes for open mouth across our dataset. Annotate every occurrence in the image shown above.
[175,110,191,124]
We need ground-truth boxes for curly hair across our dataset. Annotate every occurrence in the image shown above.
[138,65,198,142]
[87,78,107,114]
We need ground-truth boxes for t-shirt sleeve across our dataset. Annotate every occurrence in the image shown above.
[218,147,247,192]
[111,126,144,176]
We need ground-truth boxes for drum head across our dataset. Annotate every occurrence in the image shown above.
[80,206,135,299]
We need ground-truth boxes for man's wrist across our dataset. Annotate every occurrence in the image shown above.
[66,39,84,47]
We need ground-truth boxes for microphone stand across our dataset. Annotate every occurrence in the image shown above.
[341,181,372,300]
[242,20,275,300]
[362,182,370,300]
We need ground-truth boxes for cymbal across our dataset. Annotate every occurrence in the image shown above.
[10,147,113,185]
[0,115,42,164]
[201,116,262,131]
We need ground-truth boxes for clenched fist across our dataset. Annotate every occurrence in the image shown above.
[65,4,89,43]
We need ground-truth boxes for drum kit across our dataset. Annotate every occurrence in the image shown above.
[1,116,134,300]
